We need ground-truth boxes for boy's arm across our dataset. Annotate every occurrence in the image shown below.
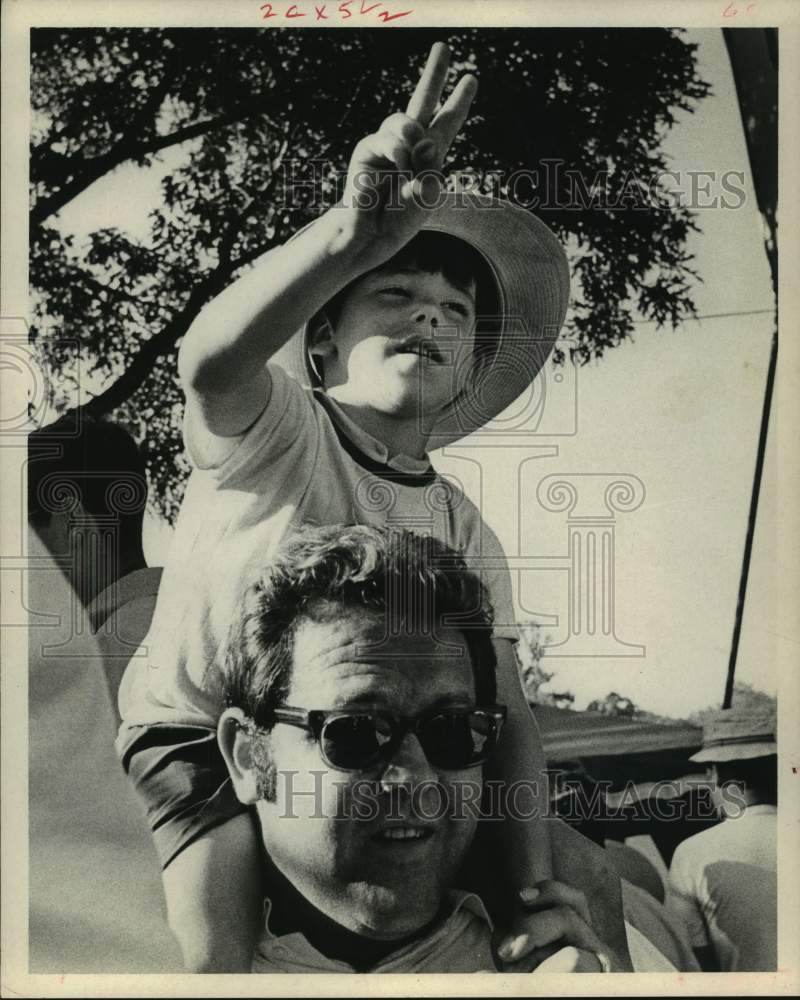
[177,42,477,439]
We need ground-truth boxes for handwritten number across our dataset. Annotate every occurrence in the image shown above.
[377,7,412,19]
[259,0,413,21]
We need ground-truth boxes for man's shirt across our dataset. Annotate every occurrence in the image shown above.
[119,365,517,729]
[251,890,677,973]
[666,804,777,971]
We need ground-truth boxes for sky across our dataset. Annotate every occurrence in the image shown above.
[438,28,777,717]
[54,28,777,720]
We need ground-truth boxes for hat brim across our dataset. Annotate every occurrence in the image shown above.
[689,740,777,764]
[271,193,570,448]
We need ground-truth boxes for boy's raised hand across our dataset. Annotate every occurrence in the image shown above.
[337,42,477,261]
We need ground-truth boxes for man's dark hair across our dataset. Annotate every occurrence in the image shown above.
[28,414,148,542]
[223,524,498,732]
[320,230,501,369]
[717,754,778,805]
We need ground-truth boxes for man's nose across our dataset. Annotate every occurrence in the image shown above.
[378,732,436,788]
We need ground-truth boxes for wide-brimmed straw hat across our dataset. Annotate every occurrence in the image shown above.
[689,708,777,764]
[271,192,571,448]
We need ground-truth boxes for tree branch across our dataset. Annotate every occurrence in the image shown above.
[74,267,227,419]
[30,98,284,228]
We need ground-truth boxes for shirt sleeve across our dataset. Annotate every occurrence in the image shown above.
[666,845,710,948]
[183,364,318,490]
[457,503,518,643]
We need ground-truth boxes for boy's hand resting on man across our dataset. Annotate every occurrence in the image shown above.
[334,41,478,263]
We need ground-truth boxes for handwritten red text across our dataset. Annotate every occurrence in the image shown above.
[260,1,413,22]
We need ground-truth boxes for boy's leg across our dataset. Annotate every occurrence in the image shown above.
[162,815,265,971]
[485,642,632,965]
[488,638,553,891]
[119,723,266,971]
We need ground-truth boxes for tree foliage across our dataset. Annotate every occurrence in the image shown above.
[30,27,710,519]
[517,624,575,709]
[586,690,643,718]
[689,681,777,724]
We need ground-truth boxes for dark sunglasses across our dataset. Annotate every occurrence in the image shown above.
[268,704,507,772]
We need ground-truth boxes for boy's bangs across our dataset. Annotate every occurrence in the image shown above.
[381,230,498,313]
[319,230,502,369]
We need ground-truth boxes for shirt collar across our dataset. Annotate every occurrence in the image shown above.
[256,890,491,972]
[744,803,777,815]
[318,392,433,475]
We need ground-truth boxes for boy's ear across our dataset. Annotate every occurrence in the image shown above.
[308,312,337,368]
[308,312,338,386]
[217,707,260,805]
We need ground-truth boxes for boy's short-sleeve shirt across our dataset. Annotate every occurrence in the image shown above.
[119,364,518,729]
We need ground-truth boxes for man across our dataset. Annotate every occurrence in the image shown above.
[666,707,778,971]
[218,523,676,972]
[28,414,162,710]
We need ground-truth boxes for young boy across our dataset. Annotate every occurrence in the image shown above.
[118,43,574,971]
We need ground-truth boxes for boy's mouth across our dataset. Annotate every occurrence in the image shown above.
[393,335,445,364]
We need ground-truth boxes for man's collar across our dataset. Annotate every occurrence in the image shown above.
[744,802,777,815]
[256,890,492,973]
[314,390,434,476]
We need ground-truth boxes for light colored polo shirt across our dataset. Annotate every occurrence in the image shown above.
[251,890,677,973]
[119,365,517,729]
[666,804,777,971]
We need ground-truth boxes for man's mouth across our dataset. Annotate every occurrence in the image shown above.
[373,825,435,843]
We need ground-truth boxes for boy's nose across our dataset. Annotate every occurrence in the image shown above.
[413,307,439,327]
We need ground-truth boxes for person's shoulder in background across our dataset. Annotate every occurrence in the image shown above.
[622,878,700,972]
[27,531,181,973]
[88,566,164,717]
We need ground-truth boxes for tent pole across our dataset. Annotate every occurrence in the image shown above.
[721,29,778,709]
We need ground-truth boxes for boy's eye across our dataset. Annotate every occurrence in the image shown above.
[444,301,470,317]
[379,286,411,298]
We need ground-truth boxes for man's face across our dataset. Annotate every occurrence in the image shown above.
[317,267,478,418]
[253,608,483,940]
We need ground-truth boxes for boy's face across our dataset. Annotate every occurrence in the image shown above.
[314,266,478,419]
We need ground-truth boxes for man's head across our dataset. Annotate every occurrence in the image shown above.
[219,524,503,941]
[689,707,778,816]
[710,755,778,816]
[307,230,500,419]
[28,415,148,604]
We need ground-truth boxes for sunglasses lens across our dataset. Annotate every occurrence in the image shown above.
[421,711,497,769]
[321,714,394,770]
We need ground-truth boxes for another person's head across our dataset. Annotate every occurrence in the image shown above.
[307,230,500,420]
[689,708,777,817]
[218,524,504,942]
[28,414,148,604]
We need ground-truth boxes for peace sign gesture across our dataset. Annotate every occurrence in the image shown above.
[338,42,477,263]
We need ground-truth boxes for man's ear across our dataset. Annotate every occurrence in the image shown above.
[218,707,261,805]
[308,311,337,383]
